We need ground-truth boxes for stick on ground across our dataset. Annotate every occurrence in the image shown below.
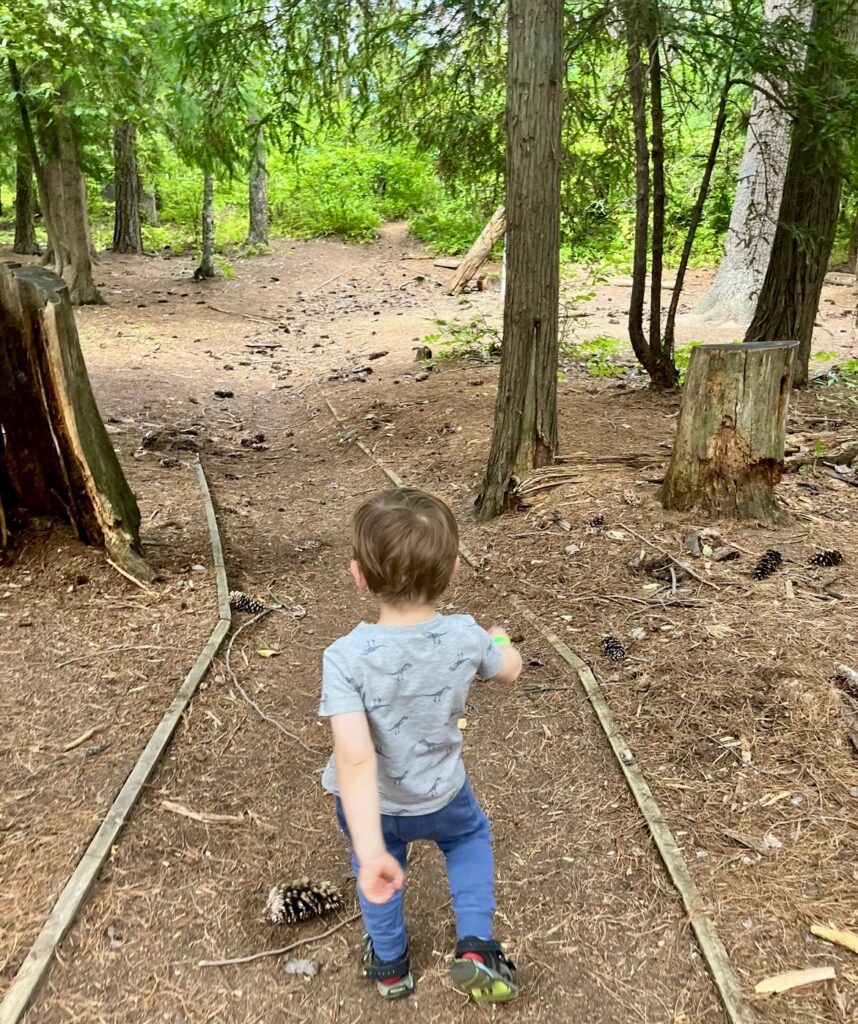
[198,913,361,968]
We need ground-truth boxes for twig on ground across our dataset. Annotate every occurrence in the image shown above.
[225,611,322,755]
[161,800,245,826]
[618,523,721,590]
[308,270,347,293]
[198,912,361,968]
[61,725,102,752]
[56,644,187,668]
[206,303,280,325]
[106,557,155,593]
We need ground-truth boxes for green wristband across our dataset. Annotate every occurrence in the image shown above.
[492,635,510,645]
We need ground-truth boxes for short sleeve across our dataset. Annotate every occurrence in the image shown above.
[319,647,365,718]
[475,624,504,680]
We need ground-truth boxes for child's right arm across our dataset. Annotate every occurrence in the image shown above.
[486,626,523,683]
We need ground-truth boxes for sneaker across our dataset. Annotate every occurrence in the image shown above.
[361,935,414,1000]
[450,937,519,1003]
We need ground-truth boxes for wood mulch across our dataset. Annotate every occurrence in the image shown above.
[1,226,856,1023]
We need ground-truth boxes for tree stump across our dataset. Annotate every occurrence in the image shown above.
[659,340,798,521]
[446,206,505,294]
[0,262,153,579]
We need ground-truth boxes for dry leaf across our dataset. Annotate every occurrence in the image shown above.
[811,924,858,955]
[703,622,733,640]
[754,966,835,995]
[256,649,280,658]
[605,529,628,541]
[282,958,318,977]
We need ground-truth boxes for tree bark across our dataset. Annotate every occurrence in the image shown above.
[625,26,651,371]
[447,206,506,294]
[195,173,217,279]
[745,1,858,386]
[112,120,143,254]
[478,0,563,519]
[693,0,811,323]
[0,263,151,578]
[659,340,798,521]
[9,64,104,305]
[13,137,40,255]
[247,118,269,246]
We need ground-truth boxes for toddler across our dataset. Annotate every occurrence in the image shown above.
[319,488,523,1001]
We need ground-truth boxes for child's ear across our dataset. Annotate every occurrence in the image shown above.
[350,560,368,591]
[450,556,461,581]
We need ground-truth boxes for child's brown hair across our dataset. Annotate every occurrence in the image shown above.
[352,488,459,605]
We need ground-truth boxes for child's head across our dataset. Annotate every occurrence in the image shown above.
[351,488,459,606]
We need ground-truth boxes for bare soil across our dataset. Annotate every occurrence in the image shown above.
[2,224,857,1024]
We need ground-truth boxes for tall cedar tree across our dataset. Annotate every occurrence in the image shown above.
[478,0,564,518]
[746,0,858,384]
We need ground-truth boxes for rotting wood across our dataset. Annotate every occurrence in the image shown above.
[660,341,798,521]
[0,262,152,580]
[446,206,505,294]
[322,392,757,1024]
[0,460,230,1024]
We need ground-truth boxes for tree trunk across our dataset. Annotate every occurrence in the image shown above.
[194,173,217,280]
[659,340,798,521]
[745,1,858,387]
[10,65,103,306]
[847,205,858,275]
[625,26,651,371]
[446,206,506,294]
[0,263,152,578]
[693,0,811,323]
[478,0,563,519]
[13,137,40,255]
[247,118,269,246]
[112,120,143,254]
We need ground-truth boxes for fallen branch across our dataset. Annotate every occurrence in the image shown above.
[161,800,246,826]
[618,524,720,591]
[198,912,361,968]
[61,725,102,752]
[106,557,155,593]
[206,303,281,325]
[225,611,323,756]
[754,966,835,995]
[810,923,858,955]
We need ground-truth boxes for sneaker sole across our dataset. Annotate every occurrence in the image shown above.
[450,960,519,1003]
[375,973,414,1000]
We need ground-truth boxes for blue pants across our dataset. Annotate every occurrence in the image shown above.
[335,779,495,962]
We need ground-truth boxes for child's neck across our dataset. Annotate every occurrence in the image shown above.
[376,600,437,627]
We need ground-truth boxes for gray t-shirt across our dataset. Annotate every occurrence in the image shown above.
[319,613,503,815]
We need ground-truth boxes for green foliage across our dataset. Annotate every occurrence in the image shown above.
[812,349,840,361]
[817,358,858,386]
[563,335,627,379]
[674,341,702,380]
[421,313,501,363]
[410,196,489,254]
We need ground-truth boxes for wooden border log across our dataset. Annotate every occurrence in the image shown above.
[659,341,798,521]
[0,262,152,579]
[446,206,505,294]
[0,460,230,1024]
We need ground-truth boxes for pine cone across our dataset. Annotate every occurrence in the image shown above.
[601,635,626,661]
[809,549,843,568]
[229,590,268,614]
[266,879,344,924]
[587,515,606,529]
[753,549,782,580]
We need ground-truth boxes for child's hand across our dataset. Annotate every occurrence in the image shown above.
[358,852,405,904]
[487,626,510,641]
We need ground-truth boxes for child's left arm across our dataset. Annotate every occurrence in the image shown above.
[331,712,404,905]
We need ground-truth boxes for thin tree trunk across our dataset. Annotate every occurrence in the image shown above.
[625,30,651,372]
[112,121,142,254]
[13,138,40,255]
[664,82,732,355]
[846,206,858,274]
[647,35,675,387]
[247,118,269,246]
[54,112,103,305]
[693,0,811,323]
[195,173,217,279]
[745,1,858,386]
[478,0,563,519]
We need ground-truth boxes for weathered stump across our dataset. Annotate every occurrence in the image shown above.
[659,340,798,521]
[447,206,506,294]
[0,262,153,579]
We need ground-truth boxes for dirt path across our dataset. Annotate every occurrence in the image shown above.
[2,225,857,1022]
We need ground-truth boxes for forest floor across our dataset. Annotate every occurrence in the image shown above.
[1,223,857,1024]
